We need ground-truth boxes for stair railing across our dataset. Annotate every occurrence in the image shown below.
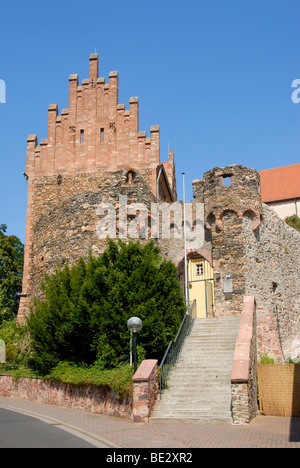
[159,299,196,398]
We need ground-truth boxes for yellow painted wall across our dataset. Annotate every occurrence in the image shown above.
[188,258,214,318]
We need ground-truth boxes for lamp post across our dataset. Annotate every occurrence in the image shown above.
[127,317,143,373]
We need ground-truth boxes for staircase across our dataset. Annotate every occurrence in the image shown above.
[150,316,240,423]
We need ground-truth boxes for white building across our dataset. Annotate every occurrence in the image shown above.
[259,164,300,220]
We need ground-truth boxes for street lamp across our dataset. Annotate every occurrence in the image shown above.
[127,317,143,373]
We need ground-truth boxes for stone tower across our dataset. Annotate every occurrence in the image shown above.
[193,165,262,316]
[18,53,177,322]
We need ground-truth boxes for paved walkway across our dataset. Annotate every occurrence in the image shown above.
[0,396,299,448]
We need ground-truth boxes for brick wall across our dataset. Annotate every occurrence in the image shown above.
[29,54,162,185]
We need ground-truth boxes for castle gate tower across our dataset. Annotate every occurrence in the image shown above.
[18,54,177,322]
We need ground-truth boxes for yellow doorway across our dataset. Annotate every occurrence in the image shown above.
[188,258,214,318]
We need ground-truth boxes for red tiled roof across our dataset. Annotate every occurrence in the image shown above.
[258,164,300,203]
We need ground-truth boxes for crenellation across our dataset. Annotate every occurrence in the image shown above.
[89,52,99,81]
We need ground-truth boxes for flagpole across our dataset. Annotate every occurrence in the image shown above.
[182,172,189,309]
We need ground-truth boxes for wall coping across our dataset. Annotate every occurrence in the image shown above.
[132,359,158,382]
[231,296,256,383]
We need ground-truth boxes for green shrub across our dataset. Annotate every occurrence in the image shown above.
[285,215,300,232]
[45,361,134,397]
[0,225,24,325]
[26,240,186,374]
[0,319,30,368]
[258,353,276,364]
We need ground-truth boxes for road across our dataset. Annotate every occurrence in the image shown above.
[0,407,102,448]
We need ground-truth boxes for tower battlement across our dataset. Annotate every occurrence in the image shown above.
[26,53,173,198]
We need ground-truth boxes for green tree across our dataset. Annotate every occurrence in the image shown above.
[0,225,24,324]
[285,214,300,232]
[26,240,186,374]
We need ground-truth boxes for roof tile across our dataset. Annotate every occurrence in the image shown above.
[259,164,300,203]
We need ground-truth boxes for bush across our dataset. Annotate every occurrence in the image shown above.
[0,319,30,369]
[45,361,134,397]
[285,215,300,232]
[26,240,186,374]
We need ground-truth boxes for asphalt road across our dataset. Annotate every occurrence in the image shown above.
[0,407,98,448]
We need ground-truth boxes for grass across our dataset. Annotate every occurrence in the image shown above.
[0,361,135,398]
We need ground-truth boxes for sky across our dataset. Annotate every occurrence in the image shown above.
[0,0,299,243]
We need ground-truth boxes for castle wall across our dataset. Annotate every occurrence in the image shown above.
[243,203,300,360]
[193,165,300,359]
[18,166,186,319]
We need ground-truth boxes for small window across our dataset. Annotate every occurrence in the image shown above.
[80,129,84,143]
[196,263,204,276]
[100,128,104,142]
[223,176,231,187]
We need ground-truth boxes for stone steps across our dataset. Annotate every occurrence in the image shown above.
[150,317,240,423]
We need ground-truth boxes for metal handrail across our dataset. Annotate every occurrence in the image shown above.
[159,300,196,398]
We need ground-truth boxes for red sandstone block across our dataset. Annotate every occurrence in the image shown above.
[132,360,158,382]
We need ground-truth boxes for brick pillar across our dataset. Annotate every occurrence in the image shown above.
[132,359,158,423]
[89,53,99,81]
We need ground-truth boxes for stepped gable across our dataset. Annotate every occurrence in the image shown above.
[17,54,177,322]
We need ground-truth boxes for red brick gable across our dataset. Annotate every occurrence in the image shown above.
[259,164,300,203]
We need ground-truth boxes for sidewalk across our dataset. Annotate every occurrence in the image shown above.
[0,396,299,448]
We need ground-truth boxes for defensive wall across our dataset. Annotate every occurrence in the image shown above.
[17,54,300,363]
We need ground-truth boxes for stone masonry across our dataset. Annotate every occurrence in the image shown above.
[193,165,262,316]
[18,54,177,321]
[192,164,300,359]
[17,54,300,364]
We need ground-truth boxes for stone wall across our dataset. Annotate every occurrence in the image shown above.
[193,165,300,360]
[256,307,284,362]
[29,169,156,301]
[19,167,187,308]
[0,360,160,423]
[243,203,300,360]
[193,165,262,316]
[0,374,133,419]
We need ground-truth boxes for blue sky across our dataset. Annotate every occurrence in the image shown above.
[0,0,299,243]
